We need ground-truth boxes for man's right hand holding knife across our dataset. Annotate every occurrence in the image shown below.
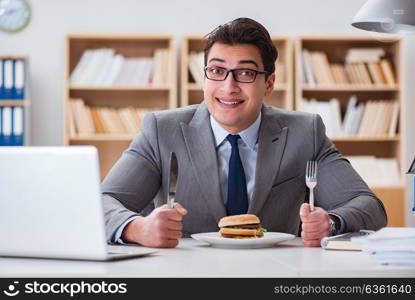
[121,202,188,248]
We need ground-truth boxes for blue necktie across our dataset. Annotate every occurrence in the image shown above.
[226,134,248,215]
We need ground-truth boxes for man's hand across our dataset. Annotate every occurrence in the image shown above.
[299,203,330,247]
[121,202,188,248]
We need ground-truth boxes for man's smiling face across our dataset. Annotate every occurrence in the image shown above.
[203,42,275,133]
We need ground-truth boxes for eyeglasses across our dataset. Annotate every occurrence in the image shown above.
[204,66,269,83]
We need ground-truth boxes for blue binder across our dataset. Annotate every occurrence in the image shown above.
[14,59,25,100]
[0,107,2,145]
[3,59,14,99]
[12,106,24,146]
[0,59,3,99]
[1,106,12,145]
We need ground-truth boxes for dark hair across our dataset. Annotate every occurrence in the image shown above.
[203,18,278,78]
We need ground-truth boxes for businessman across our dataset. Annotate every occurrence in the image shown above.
[101,18,387,248]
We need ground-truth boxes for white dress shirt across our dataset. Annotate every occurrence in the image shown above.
[210,112,261,204]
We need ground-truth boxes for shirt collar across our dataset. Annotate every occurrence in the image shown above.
[210,112,261,150]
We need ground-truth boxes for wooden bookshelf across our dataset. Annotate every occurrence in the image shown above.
[295,36,404,226]
[181,35,293,109]
[70,134,136,142]
[69,86,171,91]
[0,100,29,106]
[331,136,400,142]
[302,85,398,92]
[372,187,405,227]
[64,34,177,178]
[0,55,29,146]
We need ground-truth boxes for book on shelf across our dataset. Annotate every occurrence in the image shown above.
[342,95,357,134]
[379,59,396,85]
[110,108,127,133]
[188,51,204,85]
[151,48,170,86]
[100,107,119,134]
[357,100,399,137]
[388,101,400,137]
[0,106,11,145]
[68,98,158,136]
[367,62,387,84]
[96,107,113,134]
[69,49,93,85]
[0,58,26,100]
[301,47,396,86]
[275,62,285,84]
[4,59,15,99]
[70,48,169,87]
[90,107,105,134]
[0,60,3,98]
[319,51,335,84]
[302,49,315,86]
[118,107,138,134]
[359,64,372,84]
[330,64,348,85]
[330,98,342,137]
[66,101,77,138]
[0,106,24,146]
[69,98,94,135]
[299,96,399,138]
[321,230,374,251]
[12,106,24,146]
[345,48,385,64]
[346,156,401,187]
[310,51,334,85]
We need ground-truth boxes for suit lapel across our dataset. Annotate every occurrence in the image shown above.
[248,106,288,216]
[181,103,226,223]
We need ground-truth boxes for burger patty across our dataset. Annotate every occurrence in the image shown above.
[224,223,261,229]
[221,234,257,239]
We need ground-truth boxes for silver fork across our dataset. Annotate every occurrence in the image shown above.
[305,160,318,211]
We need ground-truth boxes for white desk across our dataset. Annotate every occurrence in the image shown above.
[0,238,414,278]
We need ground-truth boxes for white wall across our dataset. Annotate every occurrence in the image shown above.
[0,0,414,226]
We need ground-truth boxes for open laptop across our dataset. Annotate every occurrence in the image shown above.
[0,146,157,261]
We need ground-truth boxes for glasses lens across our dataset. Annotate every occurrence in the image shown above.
[205,66,227,80]
[234,69,256,83]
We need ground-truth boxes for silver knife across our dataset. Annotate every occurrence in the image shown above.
[167,152,178,209]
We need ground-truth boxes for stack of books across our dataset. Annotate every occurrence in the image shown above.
[70,48,170,86]
[351,227,415,265]
[302,48,396,86]
[298,96,399,138]
[321,230,374,251]
[67,98,156,136]
[345,156,401,187]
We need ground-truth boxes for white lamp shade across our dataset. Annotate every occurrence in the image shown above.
[352,0,415,33]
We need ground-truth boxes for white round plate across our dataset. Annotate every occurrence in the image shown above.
[191,232,295,249]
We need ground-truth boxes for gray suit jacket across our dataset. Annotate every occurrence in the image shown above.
[101,102,387,242]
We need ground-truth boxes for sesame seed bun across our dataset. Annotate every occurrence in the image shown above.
[218,214,260,228]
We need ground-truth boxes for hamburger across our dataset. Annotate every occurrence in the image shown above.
[218,214,266,239]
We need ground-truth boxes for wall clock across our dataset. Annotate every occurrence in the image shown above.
[0,0,31,33]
